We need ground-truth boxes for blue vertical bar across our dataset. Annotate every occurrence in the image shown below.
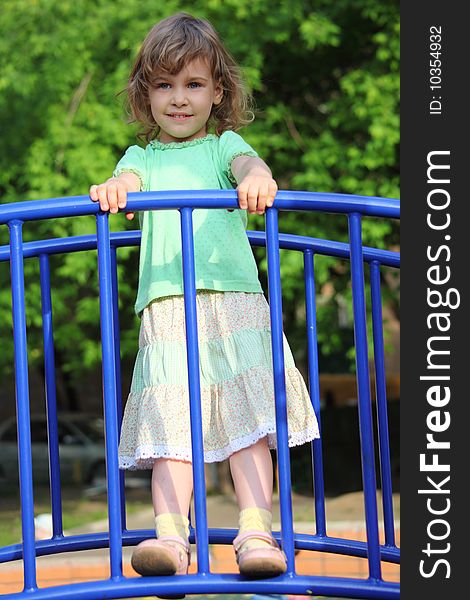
[39,253,63,538]
[370,260,395,547]
[348,213,381,580]
[111,246,127,532]
[303,250,326,537]
[96,214,123,580]
[8,220,37,592]
[265,208,295,574]
[180,207,210,574]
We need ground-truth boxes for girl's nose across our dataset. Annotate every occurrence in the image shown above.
[171,88,188,106]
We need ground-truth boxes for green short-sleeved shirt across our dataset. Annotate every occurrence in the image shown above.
[113,131,263,315]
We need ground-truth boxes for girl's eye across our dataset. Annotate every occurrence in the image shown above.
[188,82,201,89]
[155,82,170,89]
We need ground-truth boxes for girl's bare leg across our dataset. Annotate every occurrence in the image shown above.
[151,458,193,516]
[229,437,273,511]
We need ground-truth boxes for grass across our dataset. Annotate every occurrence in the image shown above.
[0,483,150,547]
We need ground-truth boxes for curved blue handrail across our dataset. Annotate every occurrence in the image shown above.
[0,189,400,224]
[0,230,400,268]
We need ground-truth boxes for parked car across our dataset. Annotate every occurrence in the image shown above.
[0,413,107,486]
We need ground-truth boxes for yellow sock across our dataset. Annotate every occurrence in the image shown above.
[238,507,272,550]
[155,513,190,542]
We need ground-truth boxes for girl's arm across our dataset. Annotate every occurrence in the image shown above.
[231,155,278,215]
[89,172,141,221]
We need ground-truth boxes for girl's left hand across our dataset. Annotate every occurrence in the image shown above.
[237,174,278,215]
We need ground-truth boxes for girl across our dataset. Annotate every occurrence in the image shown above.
[90,12,319,581]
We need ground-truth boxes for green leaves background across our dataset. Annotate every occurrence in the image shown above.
[0,0,399,405]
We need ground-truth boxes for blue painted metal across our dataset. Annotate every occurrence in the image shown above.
[0,192,400,599]
[303,249,326,537]
[370,261,396,547]
[96,213,123,579]
[110,246,128,531]
[39,254,64,539]
[266,208,296,574]
[0,527,400,565]
[0,190,400,225]
[249,231,400,268]
[0,573,399,600]
[8,220,38,593]
[0,230,400,269]
[180,207,210,574]
[348,213,381,581]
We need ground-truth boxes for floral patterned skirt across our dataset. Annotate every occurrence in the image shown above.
[118,291,319,469]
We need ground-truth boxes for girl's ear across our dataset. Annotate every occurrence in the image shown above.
[213,80,224,106]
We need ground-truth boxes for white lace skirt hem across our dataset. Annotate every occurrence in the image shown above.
[119,423,320,469]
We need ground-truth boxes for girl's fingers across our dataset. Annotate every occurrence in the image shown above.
[257,182,270,214]
[125,211,135,221]
[247,185,258,214]
[237,184,248,210]
[97,185,109,212]
[117,185,127,210]
[91,180,129,215]
[89,184,98,201]
[266,180,278,207]
[238,177,279,214]
[107,183,119,213]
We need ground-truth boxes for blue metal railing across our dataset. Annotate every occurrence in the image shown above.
[0,190,400,599]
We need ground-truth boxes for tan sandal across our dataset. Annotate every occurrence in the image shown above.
[233,531,287,578]
[131,535,190,599]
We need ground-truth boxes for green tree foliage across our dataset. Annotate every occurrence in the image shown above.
[0,0,399,406]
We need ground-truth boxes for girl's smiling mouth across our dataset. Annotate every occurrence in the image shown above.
[167,113,193,119]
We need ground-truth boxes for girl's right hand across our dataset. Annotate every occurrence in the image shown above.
[89,174,139,221]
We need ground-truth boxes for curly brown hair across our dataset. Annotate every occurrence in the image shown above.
[126,12,254,143]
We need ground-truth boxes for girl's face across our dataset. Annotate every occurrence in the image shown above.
[148,58,223,144]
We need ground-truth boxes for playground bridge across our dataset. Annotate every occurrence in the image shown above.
[0,190,400,599]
